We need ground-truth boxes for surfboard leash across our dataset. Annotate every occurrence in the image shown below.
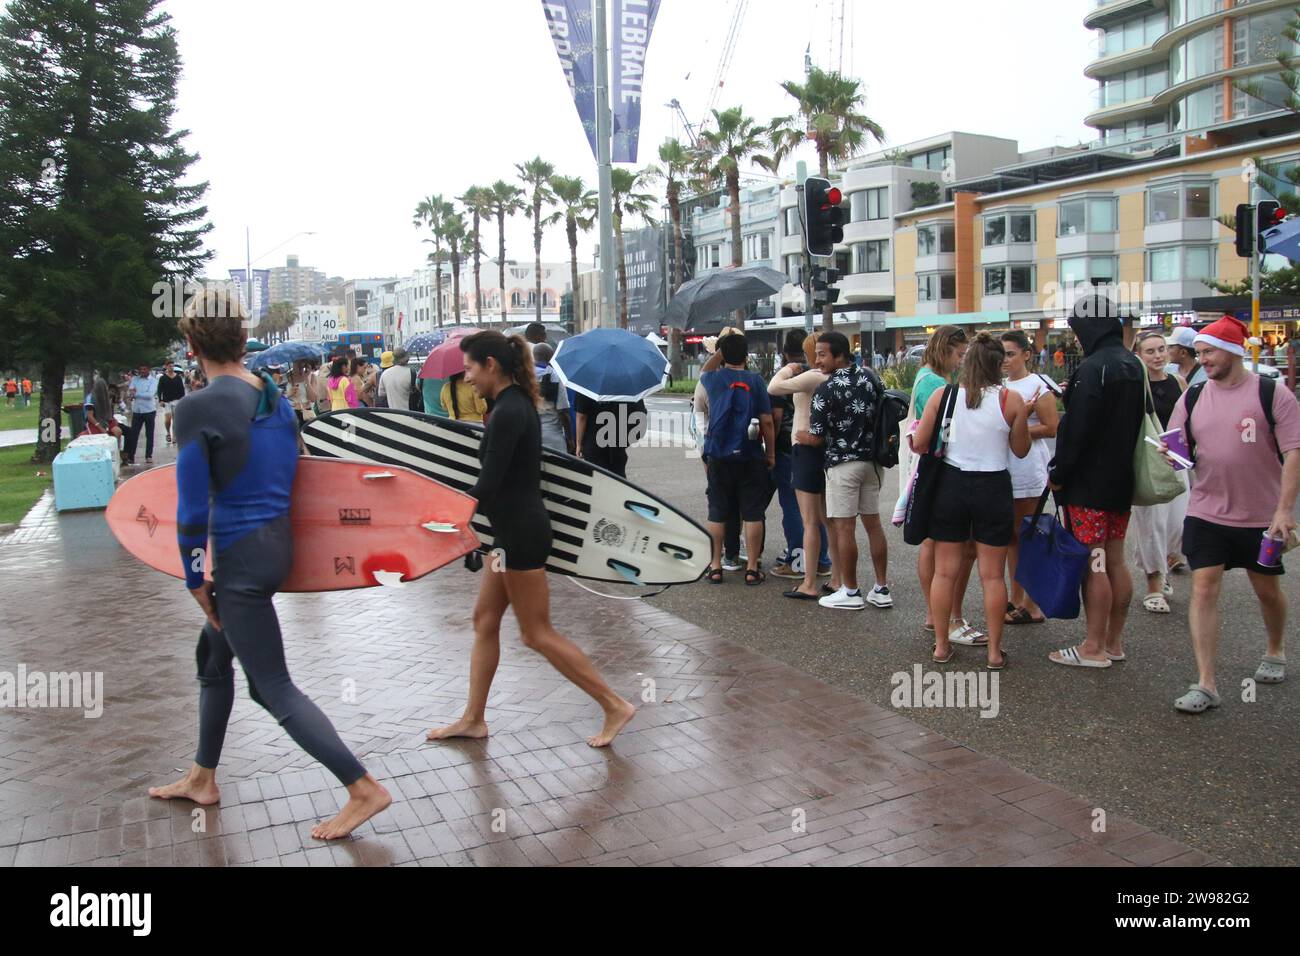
[563,577,672,601]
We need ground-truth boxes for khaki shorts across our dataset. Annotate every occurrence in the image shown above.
[825,460,882,519]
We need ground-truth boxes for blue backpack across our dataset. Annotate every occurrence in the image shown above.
[704,373,758,460]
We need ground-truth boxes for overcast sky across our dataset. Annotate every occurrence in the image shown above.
[163,0,1098,281]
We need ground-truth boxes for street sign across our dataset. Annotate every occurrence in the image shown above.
[858,317,887,332]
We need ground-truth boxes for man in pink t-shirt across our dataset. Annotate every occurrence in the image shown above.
[1163,317,1300,714]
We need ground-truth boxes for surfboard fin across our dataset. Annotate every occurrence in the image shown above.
[363,471,397,480]
[624,501,664,524]
[422,521,459,533]
[373,570,407,588]
[607,559,644,586]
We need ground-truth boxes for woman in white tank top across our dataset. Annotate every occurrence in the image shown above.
[999,331,1061,626]
[911,334,1031,670]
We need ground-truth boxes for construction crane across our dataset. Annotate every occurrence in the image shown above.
[702,0,748,126]
[667,99,699,148]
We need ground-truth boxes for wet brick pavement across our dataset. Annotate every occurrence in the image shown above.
[0,464,1215,866]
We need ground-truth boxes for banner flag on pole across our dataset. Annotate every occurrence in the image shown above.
[541,0,598,159]
[228,268,270,328]
[612,0,661,164]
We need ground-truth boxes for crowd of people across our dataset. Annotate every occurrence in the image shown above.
[688,307,1298,711]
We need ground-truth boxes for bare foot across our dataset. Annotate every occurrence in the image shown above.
[587,698,636,748]
[426,717,489,741]
[311,775,391,840]
[148,771,220,805]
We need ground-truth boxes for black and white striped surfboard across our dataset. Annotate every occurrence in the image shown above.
[301,408,710,586]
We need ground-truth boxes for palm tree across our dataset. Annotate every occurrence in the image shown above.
[611,167,657,329]
[460,185,494,323]
[444,209,468,325]
[696,107,771,323]
[550,175,597,330]
[517,157,561,324]
[761,67,885,178]
[487,180,525,327]
[761,69,885,332]
[413,194,449,327]
[643,138,694,372]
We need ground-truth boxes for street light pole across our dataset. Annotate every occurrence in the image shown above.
[1252,179,1262,365]
[595,0,616,329]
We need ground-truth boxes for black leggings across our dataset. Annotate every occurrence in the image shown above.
[194,516,366,786]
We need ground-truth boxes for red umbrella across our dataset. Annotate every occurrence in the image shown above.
[418,328,474,380]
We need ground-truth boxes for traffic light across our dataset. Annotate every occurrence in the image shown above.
[803,177,845,257]
[1235,203,1254,258]
[811,265,841,307]
[1257,200,1286,254]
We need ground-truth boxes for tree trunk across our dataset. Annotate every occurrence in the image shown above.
[668,183,684,377]
[616,208,629,330]
[567,215,580,331]
[729,169,745,326]
[498,212,508,327]
[534,203,543,324]
[434,254,444,328]
[32,359,65,464]
[451,246,462,325]
[472,212,482,323]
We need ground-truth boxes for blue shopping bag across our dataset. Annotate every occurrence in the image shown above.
[1015,489,1089,620]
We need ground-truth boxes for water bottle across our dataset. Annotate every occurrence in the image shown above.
[747,417,759,441]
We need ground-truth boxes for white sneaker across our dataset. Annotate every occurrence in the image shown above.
[866,585,893,608]
[819,587,866,610]
[720,556,743,572]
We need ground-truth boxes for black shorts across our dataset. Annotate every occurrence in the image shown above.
[791,443,825,494]
[1183,516,1284,576]
[929,464,1014,547]
[707,458,772,523]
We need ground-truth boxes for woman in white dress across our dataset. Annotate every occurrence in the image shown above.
[999,331,1060,625]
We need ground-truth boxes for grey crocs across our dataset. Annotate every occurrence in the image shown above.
[1255,656,1286,684]
[1174,684,1221,714]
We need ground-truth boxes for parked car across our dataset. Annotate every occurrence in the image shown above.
[905,344,926,364]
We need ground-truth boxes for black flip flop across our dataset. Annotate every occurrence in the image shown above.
[705,566,724,584]
[987,650,1009,671]
[745,568,766,586]
[783,588,821,601]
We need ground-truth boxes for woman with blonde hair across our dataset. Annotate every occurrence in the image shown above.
[427,331,635,748]
[769,329,837,599]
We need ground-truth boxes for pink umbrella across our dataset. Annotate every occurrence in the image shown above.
[418,328,475,380]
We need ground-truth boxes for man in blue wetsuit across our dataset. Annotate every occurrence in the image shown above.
[147,290,390,840]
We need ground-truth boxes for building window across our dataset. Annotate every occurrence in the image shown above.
[918,273,955,302]
[1058,197,1116,236]
[1148,245,1216,282]
[986,265,1035,296]
[850,186,889,222]
[784,253,801,284]
[984,211,1034,246]
[854,239,890,274]
[910,147,951,172]
[1147,182,1214,223]
[743,232,772,262]
[785,207,801,234]
[916,222,954,256]
[1059,256,1118,287]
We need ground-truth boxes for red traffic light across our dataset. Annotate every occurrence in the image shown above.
[1271,207,1287,225]
[823,187,843,208]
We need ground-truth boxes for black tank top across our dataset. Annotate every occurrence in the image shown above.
[1148,374,1182,429]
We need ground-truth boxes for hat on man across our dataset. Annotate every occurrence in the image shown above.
[1168,326,1198,350]
[1193,315,1261,357]
[380,351,395,369]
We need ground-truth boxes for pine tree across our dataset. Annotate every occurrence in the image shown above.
[0,0,211,462]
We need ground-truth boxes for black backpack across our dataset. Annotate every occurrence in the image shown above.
[407,368,424,412]
[863,366,910,468]
[1182,375,1282,465]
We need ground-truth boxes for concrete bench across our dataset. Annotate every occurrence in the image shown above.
[53,438,118,512]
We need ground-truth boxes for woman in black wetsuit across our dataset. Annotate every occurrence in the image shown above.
[426,332,636,748]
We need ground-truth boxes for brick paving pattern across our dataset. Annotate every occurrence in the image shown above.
[0,494,1216,866]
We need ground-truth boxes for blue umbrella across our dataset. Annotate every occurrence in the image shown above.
[245,340,328,370]
[550,328,669,402]
[402,331,441,354]
[1261,215,1300,261]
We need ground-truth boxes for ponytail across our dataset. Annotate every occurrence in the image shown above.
[959,332,1006,409]
[461,331,541,406]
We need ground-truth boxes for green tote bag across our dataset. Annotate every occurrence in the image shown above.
[1132,366,1186,507]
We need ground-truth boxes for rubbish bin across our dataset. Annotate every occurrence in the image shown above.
[62,403,86,438]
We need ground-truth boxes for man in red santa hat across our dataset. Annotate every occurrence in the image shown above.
[1165,315,1300,713]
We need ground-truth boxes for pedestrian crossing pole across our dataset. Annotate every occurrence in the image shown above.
[1251,180,1262,363]
[797,161,814,335]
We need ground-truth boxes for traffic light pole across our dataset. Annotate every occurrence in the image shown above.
[797,161,814,335]
[1251,180,1262,364]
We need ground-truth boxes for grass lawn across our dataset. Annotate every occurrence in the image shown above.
[0,441,65,525]
[0,394,48,434]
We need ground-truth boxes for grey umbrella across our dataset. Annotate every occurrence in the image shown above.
[664,265,786,329]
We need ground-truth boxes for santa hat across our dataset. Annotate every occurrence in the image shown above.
[1194,315,1262,357]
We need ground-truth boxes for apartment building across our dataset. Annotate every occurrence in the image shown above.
[267,255,328,307]
[1086,0,1299,154]
[890,131,1300,350]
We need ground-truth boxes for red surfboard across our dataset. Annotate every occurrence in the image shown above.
[105,458,480,592]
